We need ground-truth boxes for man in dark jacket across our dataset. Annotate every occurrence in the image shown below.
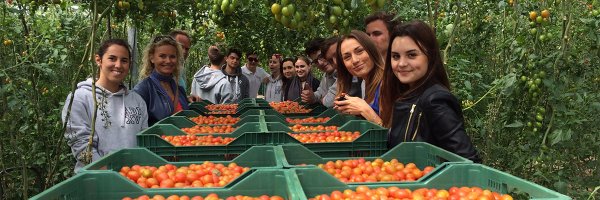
[222,48,249,103]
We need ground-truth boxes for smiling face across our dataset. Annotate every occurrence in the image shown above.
[295,59,310,79]
[96,44,130,86]
[390,36,429,88]
[150,44,178,76]
[340,38,374,79]
[282,60,295,79]
[322,42,338,74]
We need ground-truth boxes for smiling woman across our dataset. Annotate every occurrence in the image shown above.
[332,30,384,126]
[284,56,320,101]
[134,35,189,126]
[380,20,481,162]
[61,39,148,172]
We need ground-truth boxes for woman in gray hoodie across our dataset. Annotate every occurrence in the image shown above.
[62,39,148,172]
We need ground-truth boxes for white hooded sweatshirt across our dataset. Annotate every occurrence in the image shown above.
[61,78,148,172]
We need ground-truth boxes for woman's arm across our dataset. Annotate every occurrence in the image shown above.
[422,91,481,163]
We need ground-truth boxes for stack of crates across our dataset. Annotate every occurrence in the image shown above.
[31,98,571,200]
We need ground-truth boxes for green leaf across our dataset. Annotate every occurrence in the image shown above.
[591,102,600,111]
[505,121,523,128]
[464,80,472,90]
[549,129,572,146]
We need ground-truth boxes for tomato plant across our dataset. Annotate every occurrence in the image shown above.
[0,0,598,199]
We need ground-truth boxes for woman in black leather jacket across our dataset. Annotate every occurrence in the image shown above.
[380,20,481,162]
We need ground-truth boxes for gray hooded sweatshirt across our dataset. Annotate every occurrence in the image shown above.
[190,65,249,104]
[62,78,148,172]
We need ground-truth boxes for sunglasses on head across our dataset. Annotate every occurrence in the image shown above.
[248,57,259,62]
[153,35,175,43]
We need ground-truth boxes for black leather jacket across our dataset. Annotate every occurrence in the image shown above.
[388,84,481,163]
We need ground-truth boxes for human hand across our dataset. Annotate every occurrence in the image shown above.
[301,88,316,104]
[333,94,370,116]
[188,95,201,102]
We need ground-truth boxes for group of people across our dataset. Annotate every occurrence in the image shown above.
[61,11,481,172]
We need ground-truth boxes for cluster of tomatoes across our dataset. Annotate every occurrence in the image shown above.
[206,104,238,111]
[162,135,234,146]
[317,158,434,183]
[119,163,249,188]
[289,131,360,143]
[181,125,235,134]
[528,9,552,42]
[290,124,338,132]
[269,101,311,114]
[123,194,284,200]
[310,185,514,200]
[190,115,240,125]
[286,117,331,124]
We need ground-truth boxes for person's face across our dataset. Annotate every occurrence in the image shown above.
[390,36,429,88]
[340,38,374,79]
[151,45,178,76]
[323,43,337,74]
[366,19,390,56]
[226,53,240,68]
[96,44,130,84]
[268,55,281,75]
[246,54,259,69]
[295,59,310,79]
[282,61,295,79]
[174,34,191,59]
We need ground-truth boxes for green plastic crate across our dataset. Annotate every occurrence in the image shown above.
[266,120,388,157]
[81,146,282,172]
[137,123,298,161]
[30,169,302,200]
[294,164,571,200]
[239,109,282,118]
[276,142,472,185]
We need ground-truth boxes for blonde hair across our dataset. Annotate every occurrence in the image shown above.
[139,36,184,81]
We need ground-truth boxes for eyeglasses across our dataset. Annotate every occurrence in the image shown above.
[248,57,259,62]
[153,35,175,43]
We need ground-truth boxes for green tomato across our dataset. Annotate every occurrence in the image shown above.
[536,114,544,122]
[331,6,342,16]
[329,15,337,24]
[534,78,542,85]
[527,122,533,127]
[529,28,537,35]
[536,16,543,24]
[520,76,527,82]
[536,122,543,128]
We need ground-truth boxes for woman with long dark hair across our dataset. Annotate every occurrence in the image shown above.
[380,20,481,162]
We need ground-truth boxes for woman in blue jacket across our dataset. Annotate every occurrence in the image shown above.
[380,20,481,162]
[134,35,189,126]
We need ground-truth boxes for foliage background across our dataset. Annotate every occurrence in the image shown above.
[0,0,598,199]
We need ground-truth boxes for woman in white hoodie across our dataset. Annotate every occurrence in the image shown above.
[62,39,148,172]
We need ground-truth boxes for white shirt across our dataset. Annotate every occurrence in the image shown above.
[241,65,269,98]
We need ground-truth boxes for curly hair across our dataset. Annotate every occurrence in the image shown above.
[138,35,184,81]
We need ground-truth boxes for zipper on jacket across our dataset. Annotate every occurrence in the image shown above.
[411,112,423,141]
[403,104,417,142]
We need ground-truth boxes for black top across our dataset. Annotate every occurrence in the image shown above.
[388,84,481,163]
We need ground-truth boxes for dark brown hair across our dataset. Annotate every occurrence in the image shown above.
[335,30,384,104]
[380,20,451,127]
[364,11,401,33]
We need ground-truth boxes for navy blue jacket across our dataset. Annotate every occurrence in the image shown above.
[134,72,189,126]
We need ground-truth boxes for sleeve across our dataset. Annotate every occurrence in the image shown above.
[322,80,338,108]
[421,91,481,163]
[133,81,150,108]
[313,77,328,101]
[190,77,199,96]
[140,100,149,130]
[61,93,101,165]
[242,76,250,99]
